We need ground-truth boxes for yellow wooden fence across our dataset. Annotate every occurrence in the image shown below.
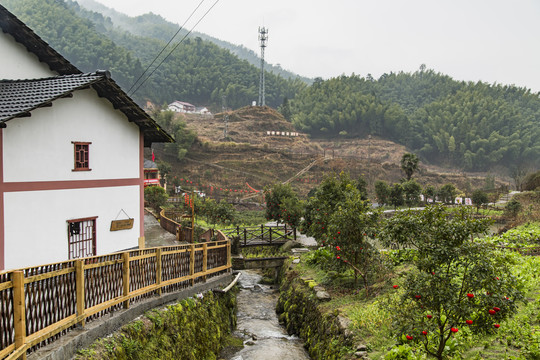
[0,238,231,360]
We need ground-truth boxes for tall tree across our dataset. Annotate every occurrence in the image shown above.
[400,153,419,180]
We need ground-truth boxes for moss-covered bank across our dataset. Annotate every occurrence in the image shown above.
[75,289,238,360]
[276,270,356,360]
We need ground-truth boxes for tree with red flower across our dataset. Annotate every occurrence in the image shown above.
[302,172,384,296]
[381,205,523,360]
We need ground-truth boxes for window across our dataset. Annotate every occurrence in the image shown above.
[67,217,97,259]
[72,141,91,171]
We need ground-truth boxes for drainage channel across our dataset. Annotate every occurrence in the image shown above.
[225,269,311,360]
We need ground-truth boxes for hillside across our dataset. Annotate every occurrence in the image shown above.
[291,71,540,173]
[4,0,538,174]
[72,0,312,83]
[154,107,499,200]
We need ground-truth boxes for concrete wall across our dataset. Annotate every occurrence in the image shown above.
[3,89,140,182]
[4,185,140,269]
[0,31,56,79]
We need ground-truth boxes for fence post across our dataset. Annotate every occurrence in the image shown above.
[13,271,27,360]
[227,240,231,269]
[269,227,272,245]
[75,260,85,327]
[190,244,195,286]
[156,248,162,296]
[294,227,297,241]
[244,228,247,246]
[122,252,130,309]
[202,243,208,282]
[261,224,264,241]
[236,225,240,238]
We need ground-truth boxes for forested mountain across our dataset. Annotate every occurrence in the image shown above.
[291,69,540,171]
[2,0,306,109]
[3,0,539,173]
[72,0,311,83]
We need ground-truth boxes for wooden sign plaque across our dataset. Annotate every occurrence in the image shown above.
[110,218,134,231]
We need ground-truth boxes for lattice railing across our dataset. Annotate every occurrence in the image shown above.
[221,224,296,246]
[0,238,231,360]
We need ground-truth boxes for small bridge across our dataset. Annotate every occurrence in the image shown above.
[220,224,297,247]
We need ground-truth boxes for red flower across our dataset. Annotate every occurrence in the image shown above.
[336,246,341,251]
[467,293,474,298]
[489,309,496,315]
[466,320,473,325]
[415,295,421,299]
[496,277,500,280]
[451,327,459,333]
[494,324,500,328]
[336,256,340,259]
[422,331,427,336]
[426,315,433,319]
[393,285,399,289]
[493,307,501,312]
[406,335,413,340]
[337,231,341,234]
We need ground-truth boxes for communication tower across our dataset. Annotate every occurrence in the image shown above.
[258,27,268,106]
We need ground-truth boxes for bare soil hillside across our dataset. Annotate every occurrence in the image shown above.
[154,107,507,200]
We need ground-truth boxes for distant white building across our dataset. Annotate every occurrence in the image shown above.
[196,106,211,115]
[168,101,196,113]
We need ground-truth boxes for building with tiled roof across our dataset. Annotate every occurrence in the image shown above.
[0,4,173,270]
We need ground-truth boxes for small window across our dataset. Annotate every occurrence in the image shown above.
[72,141,91,171]
[67,217,97,259]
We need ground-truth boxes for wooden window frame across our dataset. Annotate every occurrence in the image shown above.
[72,141,92,171]
[67,216,98,259]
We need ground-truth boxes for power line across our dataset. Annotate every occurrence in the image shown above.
[129,0,222,97]
[127,0,207,95]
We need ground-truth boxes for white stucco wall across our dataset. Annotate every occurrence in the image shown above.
[0,31,56,79]
[3,88,141,182]
[3,186,140,270]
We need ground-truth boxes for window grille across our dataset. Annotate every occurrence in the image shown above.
[67,217,97,259]
[72,141,91,171]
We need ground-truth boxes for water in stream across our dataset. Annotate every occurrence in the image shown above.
[143,216,310,359]
[226,270,311,360]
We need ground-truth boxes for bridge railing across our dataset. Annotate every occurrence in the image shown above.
[221,224,296,246]
[0,239,231,360]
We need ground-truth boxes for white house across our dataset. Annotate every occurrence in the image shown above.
[168,101,196,113]
[0,5,173,270]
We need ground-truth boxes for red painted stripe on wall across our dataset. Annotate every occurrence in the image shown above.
[1,178,140,192]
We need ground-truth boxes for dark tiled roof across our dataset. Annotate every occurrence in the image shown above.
[0,4,81,75]
[0,72,174,146]
[144,159,158,169]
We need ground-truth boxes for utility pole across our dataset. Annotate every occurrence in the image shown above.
[258,26,268,107]
[222,95,228,139]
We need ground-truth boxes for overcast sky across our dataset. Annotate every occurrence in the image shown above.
[94,0,540,92]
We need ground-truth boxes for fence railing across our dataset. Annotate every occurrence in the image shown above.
[160,209,194,242]
[221,224,296,247]
[0,239,231,360]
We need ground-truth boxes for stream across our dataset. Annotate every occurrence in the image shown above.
[226,270,311,360]
[143,215,311,359]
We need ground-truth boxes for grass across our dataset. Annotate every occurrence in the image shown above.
[292,247,540,360]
